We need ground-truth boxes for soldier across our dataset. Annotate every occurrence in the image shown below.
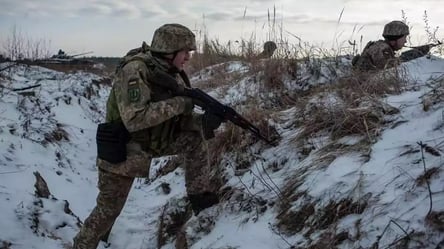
[352,20,432,71]
[72,23,223,249]
[258,41,277,58]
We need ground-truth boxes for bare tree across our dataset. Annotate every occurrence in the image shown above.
[2,25,52,61]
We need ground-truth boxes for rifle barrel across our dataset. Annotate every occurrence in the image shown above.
[405,42,442,49]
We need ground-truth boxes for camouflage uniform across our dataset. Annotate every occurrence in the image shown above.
[73,24,222,249]
[352,40,398,71]
[353,20,430,72]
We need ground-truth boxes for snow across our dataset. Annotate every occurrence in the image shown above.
[1,54,444,249]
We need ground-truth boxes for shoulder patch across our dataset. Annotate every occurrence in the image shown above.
[128,80,141,102]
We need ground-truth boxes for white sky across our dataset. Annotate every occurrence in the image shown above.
[1,0,444,56]
[1,53,444,248]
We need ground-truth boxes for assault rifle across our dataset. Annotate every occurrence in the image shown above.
[400,41,443,62]
[150,69,274,145]
[182,87,272,144]
[405,41,442,50]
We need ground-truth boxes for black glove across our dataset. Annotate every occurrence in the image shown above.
[202,112,224,139]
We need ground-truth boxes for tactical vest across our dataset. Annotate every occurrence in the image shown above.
[105,48,186,155]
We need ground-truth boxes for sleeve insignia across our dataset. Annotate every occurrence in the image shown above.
[128,80,141,102]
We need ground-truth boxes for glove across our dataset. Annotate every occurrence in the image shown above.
[202,112,224,139]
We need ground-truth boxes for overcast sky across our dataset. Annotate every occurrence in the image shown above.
[1,0,443,57]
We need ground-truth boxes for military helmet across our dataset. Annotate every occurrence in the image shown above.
[382,21,409,37]
[150,23,196,54]
[263,41,277,53]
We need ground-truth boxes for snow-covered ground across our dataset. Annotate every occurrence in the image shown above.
[0,55,443,249]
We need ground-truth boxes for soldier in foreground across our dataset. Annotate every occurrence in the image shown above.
[72,23,224,249]
[352,20,439,71]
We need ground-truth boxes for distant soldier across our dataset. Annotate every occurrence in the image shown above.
[72,23,224,249]
[352,20,433,72]
[258,41,277,58]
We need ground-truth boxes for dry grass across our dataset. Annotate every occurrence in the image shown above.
[313,199,367,230]
[277,196,367,240]
[276,172,311,234]
[241,105,281,143]
[290,68,403,148]
[274,70,405,233]
[421,75,444,112]
[293,98,385,145]
[43,123,69,144]
[416,166,441,186]
[187,37,253,75]
[426,211,444,232]
[300,230,349,249]
[157,199,193,249]
[338,68,406,96]
[0,241,12,249]
[204,105,278,164]
[260,58,288,91]
[189,61,247,91]
[277,200,315,234]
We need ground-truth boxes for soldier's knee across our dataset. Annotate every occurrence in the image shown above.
[96,196,128,218]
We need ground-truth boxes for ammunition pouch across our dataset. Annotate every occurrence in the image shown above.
[96,122,130,163]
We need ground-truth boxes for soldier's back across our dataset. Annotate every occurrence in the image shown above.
[353,40,394,72]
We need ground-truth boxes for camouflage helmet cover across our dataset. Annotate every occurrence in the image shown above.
[263,41,277,52]
[150,23,197,54]
[382,21,409,37]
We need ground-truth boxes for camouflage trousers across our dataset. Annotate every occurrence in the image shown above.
[72,169,133,249]
[72,131,222,249]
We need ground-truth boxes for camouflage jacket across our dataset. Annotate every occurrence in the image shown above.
[105,52,201,154]
[352,40,397,71]
[353,40,431,72]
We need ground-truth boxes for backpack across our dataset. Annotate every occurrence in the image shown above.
[351,41,376,67]
[114,41,150,73]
